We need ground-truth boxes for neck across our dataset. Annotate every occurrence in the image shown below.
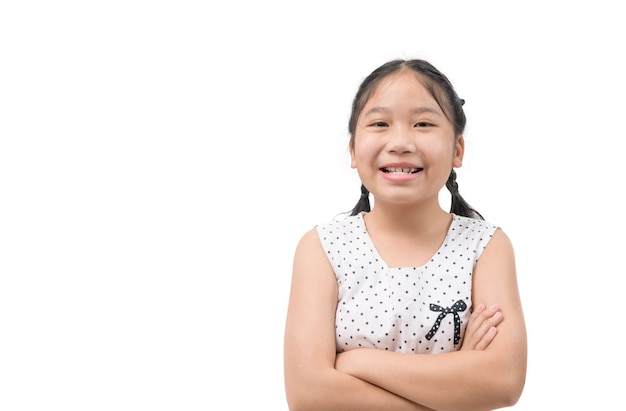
[365,201,451,235]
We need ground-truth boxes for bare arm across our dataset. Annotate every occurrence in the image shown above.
[283,228,433,411]
[334,229,527,411]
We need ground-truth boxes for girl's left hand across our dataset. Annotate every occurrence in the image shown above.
[461,304,502,351]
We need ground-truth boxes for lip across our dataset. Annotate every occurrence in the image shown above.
[379,162,423,173]
[380,162,422,169]
[379,163,423,181]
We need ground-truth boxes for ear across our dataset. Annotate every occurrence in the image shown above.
[453,135,464,168]
[349,143,357,169]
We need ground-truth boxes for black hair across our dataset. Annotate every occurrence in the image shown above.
[347,59,483,220]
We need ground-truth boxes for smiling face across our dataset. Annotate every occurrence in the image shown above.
[350,70,464,209]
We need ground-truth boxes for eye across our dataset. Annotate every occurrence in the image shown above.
[370,121,389,127]
[414,122,433,128]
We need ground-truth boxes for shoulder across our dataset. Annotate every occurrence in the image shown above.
[295,216,345,261]
[315,213,363,243]
[316,213,361,231]
[292,226,337,289]
[295,214,362,264]
[481,227,515,261]
[451,214,500,258]
[452,214,498,234]
[295,226,323,255]
[455,213,514,256]
[472,227,517,295]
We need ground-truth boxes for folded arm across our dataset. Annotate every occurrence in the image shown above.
[333,229,527,411]
[284,228,433,411]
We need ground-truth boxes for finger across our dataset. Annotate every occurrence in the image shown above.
[462,306,502,350]
[464,304,493,338]
[474,326,498,350]
[477,305,502,330]
[473,310,503,340]
[464,304,486,335]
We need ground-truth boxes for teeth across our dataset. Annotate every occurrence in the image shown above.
[385,167,419,174]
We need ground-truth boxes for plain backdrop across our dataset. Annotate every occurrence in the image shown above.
[1,1,624,409]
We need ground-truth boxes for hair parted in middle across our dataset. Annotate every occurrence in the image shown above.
[347,58,483,220]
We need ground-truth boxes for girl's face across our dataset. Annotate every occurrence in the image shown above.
[350,70,464,209]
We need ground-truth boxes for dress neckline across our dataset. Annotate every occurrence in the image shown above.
[355,212,458,270]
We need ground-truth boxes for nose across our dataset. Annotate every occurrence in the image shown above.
[386,125,416,153]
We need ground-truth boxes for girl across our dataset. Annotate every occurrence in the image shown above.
[283,59,527,411]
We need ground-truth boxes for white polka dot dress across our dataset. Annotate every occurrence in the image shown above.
[316,212,498,354]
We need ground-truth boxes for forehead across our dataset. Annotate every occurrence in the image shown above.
[364,70,439,111]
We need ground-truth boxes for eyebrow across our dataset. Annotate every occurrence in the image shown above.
[363,106,442,117]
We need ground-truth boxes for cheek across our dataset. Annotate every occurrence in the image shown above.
[428,140,456,162]
[351,135,377,164]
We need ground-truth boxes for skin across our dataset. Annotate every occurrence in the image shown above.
[284,70,527,411]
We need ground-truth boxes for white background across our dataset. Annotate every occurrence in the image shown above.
[1,1,624,409]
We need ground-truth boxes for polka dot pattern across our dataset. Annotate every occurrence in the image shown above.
[316,213,497,354]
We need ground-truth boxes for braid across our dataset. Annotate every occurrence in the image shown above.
[349,184,371,216]
[446,170,484,220]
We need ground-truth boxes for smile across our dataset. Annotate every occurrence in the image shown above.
[381,167,423,174]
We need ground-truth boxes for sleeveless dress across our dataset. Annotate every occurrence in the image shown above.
[316,212,498,354]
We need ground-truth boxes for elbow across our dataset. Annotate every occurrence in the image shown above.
[285,364,338,411]
[462,355,526,411]
[285,383,306,411]
[486,340,527,409]
[285,397,304,411]
[285,393,310,411]
[286,394,324,411]
[285,382,323,411]
[492,364,527,408]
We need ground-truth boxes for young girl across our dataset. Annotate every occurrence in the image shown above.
[283,59,527,410]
